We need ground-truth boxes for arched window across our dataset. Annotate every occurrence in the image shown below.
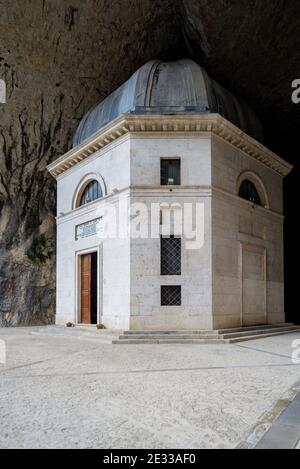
[239,179,261,206]
[79,180,102,207]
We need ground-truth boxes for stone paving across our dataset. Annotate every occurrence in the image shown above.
[0,326,300,449]
[255,391,300,449]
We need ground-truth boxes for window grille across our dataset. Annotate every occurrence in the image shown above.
[161,286,182,306]
[239,179,261,206]
[161,236,181,275]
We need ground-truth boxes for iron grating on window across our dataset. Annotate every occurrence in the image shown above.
[161,236,181,275]
[161,286,182,306]
[239,179,261,206]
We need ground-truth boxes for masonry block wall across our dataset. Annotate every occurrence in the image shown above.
[211,135,285,329]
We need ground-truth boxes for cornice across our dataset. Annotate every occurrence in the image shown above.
[47,114,293,178]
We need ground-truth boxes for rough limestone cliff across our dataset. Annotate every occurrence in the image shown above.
[0,0,181,325]
[0,0,299,325]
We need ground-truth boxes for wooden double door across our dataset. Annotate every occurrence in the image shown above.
[80,252,98,324]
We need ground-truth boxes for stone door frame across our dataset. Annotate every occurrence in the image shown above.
[75,244,103,325]
[239,243,267,327]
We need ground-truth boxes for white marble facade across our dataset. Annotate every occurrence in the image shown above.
[48,112,292,330]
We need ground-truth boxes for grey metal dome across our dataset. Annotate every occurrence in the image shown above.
[73,59,263,147]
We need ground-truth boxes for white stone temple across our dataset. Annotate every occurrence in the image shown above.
[48,59,292,331]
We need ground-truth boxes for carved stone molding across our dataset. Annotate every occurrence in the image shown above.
[47,114,293,178]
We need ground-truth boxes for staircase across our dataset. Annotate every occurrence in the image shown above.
[113,323,300,345]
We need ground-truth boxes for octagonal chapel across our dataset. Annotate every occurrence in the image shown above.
[48,60,292,331]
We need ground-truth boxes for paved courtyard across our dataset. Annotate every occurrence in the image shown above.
[0,326,300,449]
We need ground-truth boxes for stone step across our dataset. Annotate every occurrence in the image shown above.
[118,334,219,341]
[33,324,300,345]
[226,329,300,344]
[118,325,299,339]
[122,324,295,336]
[221,326,300,340]
[123,330,219,336]
[114,324,300,345]
[117,327,300,343]
[113,338,226,345]
[217,323,295,334]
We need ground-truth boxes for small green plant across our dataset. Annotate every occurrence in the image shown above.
[27,234,55,264]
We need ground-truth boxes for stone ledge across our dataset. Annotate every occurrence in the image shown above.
[47,114,293,178]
